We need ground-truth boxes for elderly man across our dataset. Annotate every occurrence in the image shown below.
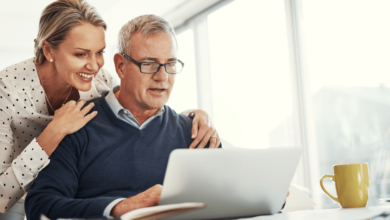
[25,14,221,220]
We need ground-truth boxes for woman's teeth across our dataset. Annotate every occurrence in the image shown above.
[77,72,93,79]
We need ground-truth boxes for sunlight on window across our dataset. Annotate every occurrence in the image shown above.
[166,29,198,113]
[302,0,390,207]
[208,0,298,149]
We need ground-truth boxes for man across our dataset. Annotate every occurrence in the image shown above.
[25,14,221,220]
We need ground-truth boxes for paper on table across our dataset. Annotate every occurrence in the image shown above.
[39,203,204,220]
[120,202,205,220]
[281,185,316,213]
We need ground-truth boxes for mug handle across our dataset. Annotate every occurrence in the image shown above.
[320,174,340,203]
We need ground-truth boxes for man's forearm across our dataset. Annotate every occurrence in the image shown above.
[111,184,162,218]
[26,191,121,220]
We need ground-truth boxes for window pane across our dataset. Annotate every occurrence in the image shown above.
[166,29,198,113]
[302,0,390,207]
[208,0,299,149]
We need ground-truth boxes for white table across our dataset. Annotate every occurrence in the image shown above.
[237,206,390,220]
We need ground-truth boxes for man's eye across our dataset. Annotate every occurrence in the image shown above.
[143,63,152,66]
[167,62,177,66]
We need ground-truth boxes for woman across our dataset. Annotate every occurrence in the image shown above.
[0,0,220,219]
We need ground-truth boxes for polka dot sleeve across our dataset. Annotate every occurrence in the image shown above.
[0,74,22,213]
[12,138,50,191]
[0,65,50,213]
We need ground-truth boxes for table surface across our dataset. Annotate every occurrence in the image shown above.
[234,206,390,220]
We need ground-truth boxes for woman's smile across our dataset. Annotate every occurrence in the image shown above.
[76,72,95,82]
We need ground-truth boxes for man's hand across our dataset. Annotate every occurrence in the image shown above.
[110,184,163,218]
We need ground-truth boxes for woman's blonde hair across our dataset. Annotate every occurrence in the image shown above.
[34,0,107,65]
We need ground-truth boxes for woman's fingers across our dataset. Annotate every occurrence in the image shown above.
[197,127,215,149]
[188,110,222,149]
[75,99,87,110]
[65,99,95,116]
[191,122,198,139]
[64,100,77,108]
[188,119,200,148]
[208,130,219,148]
[215,133,221,148]
[81,102,95,115]
[84,111,98,123]
[189,121,208,148]
[51,99,98,136]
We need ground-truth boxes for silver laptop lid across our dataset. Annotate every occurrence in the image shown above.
[159,147,302,220]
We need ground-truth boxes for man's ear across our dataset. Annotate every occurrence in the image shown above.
[114,53,126,80]
[42,41,54,61]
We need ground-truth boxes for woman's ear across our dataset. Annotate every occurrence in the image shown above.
[41,41,54,62]
[114,53,126,80]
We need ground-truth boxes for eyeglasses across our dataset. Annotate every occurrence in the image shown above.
[122,53,184,74]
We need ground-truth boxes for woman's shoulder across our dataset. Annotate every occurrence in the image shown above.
[0,58,37,91]
[93,68,118,93]
[0,58,35,74]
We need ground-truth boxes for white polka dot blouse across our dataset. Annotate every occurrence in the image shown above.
[0,58,114,213]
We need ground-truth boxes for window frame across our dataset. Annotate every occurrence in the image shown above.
[174,0,317,200]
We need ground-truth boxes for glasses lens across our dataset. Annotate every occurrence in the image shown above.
[166,61,183,73]
[141,63,160,73]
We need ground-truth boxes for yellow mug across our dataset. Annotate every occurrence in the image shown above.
[320,163,369,208]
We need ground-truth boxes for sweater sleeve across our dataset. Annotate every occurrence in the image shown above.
[25,132,120,220]
[0,75,49,213]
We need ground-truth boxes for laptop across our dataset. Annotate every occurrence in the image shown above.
[159,147,302,220]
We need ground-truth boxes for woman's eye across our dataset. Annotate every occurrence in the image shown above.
[76,54,86,57]
[98,51,105,55]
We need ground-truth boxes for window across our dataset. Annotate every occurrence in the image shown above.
[208,0,299,150]
[166,29,198,113]
[302,0,390,207]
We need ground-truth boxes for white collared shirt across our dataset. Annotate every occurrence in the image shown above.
[0,58,115,213]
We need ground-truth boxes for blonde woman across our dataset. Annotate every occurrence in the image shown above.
[0,1,220,219]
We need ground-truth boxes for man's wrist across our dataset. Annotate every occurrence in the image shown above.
[110,189,159,218]
[104,198,125,218]
[111,196,138,218]
[111,200,124,218]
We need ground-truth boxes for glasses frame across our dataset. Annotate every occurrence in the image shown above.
[122,53,184,74]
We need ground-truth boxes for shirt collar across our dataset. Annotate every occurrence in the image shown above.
[105,86,165,118]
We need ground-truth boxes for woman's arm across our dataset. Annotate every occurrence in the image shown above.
[182,109,221,149]
[0,75,97,213]
[0,77,50,213]
[0,140,50,213]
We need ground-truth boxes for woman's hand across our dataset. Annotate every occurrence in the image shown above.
[51,100,97,136]
[37,100,97,156]
[188,110,221,149]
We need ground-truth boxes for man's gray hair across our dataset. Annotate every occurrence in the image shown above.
[118,14,177,57]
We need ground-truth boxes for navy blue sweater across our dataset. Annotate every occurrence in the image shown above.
[25,96,203,219]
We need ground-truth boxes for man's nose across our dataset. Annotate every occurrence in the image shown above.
[153,65,168,82]
[86,55,99,73]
